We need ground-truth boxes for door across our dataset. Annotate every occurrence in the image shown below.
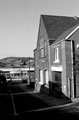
[54,71,62,92]
[68,78,72,98]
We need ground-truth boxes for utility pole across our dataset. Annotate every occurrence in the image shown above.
[11,92,17,115]
[29,57,30,84]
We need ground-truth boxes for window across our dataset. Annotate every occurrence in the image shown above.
[77,44,79,49]
[44,41,47,57]
[44,70,49,85]
[40,38,44,48]
[40,38,44,58]
[54,47,59,63]
[40,48,44,58]
[40,40,47,58]
[39,69,43,84]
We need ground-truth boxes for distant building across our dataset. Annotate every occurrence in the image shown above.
[34,15,79,98]
[0,67,34,84]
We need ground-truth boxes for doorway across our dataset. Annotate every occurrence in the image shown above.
[68,78,72,98]
[54,71,62,92]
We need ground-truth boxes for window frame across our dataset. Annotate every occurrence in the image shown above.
[54,47,60,63]
[44,41,47,57]
[39,38,47,58]
[40,47,44,58]
[44,69,49,86]
[39,69,43,84]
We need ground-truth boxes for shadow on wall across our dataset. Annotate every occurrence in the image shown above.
[40,81,71,101]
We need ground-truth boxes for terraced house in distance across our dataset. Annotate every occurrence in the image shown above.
[34,14,79,99]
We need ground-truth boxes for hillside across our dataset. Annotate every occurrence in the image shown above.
[0,57,34,68]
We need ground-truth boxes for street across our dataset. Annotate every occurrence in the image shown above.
[0,84,79,120]
[0,92,49,120]
[0,92,79,120]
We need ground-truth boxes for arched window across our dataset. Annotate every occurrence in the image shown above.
[39,69,43,84]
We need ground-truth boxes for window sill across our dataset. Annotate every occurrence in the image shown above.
[39,56,47,59]
[45,84,49,88]
[39,81,43,85]
[53,60,60,63]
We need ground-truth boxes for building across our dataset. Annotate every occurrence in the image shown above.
[0,67,34,84]
[34,15,79,99]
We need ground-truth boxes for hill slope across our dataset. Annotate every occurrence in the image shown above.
[0,57,34,68]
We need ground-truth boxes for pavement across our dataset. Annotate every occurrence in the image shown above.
[7,84,79,110]
[7,93,79,120]
[1,84,79,120]
[0,91,50,120]
[28,91,72,106]
[27,90,79,113]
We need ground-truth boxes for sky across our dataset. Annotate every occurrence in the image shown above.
[0,0,79,59]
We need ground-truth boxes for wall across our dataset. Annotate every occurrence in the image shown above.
[50,42,63,95]
[34,16,50,92]
[50,40,73,98]
[69,29,79,97]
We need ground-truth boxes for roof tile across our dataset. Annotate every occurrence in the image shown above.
[41,15,79,41]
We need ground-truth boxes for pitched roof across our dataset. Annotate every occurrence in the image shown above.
[41,15,79,41]
[55,24,79,43]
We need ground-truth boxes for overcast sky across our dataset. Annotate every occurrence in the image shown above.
[0,0,79,59]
